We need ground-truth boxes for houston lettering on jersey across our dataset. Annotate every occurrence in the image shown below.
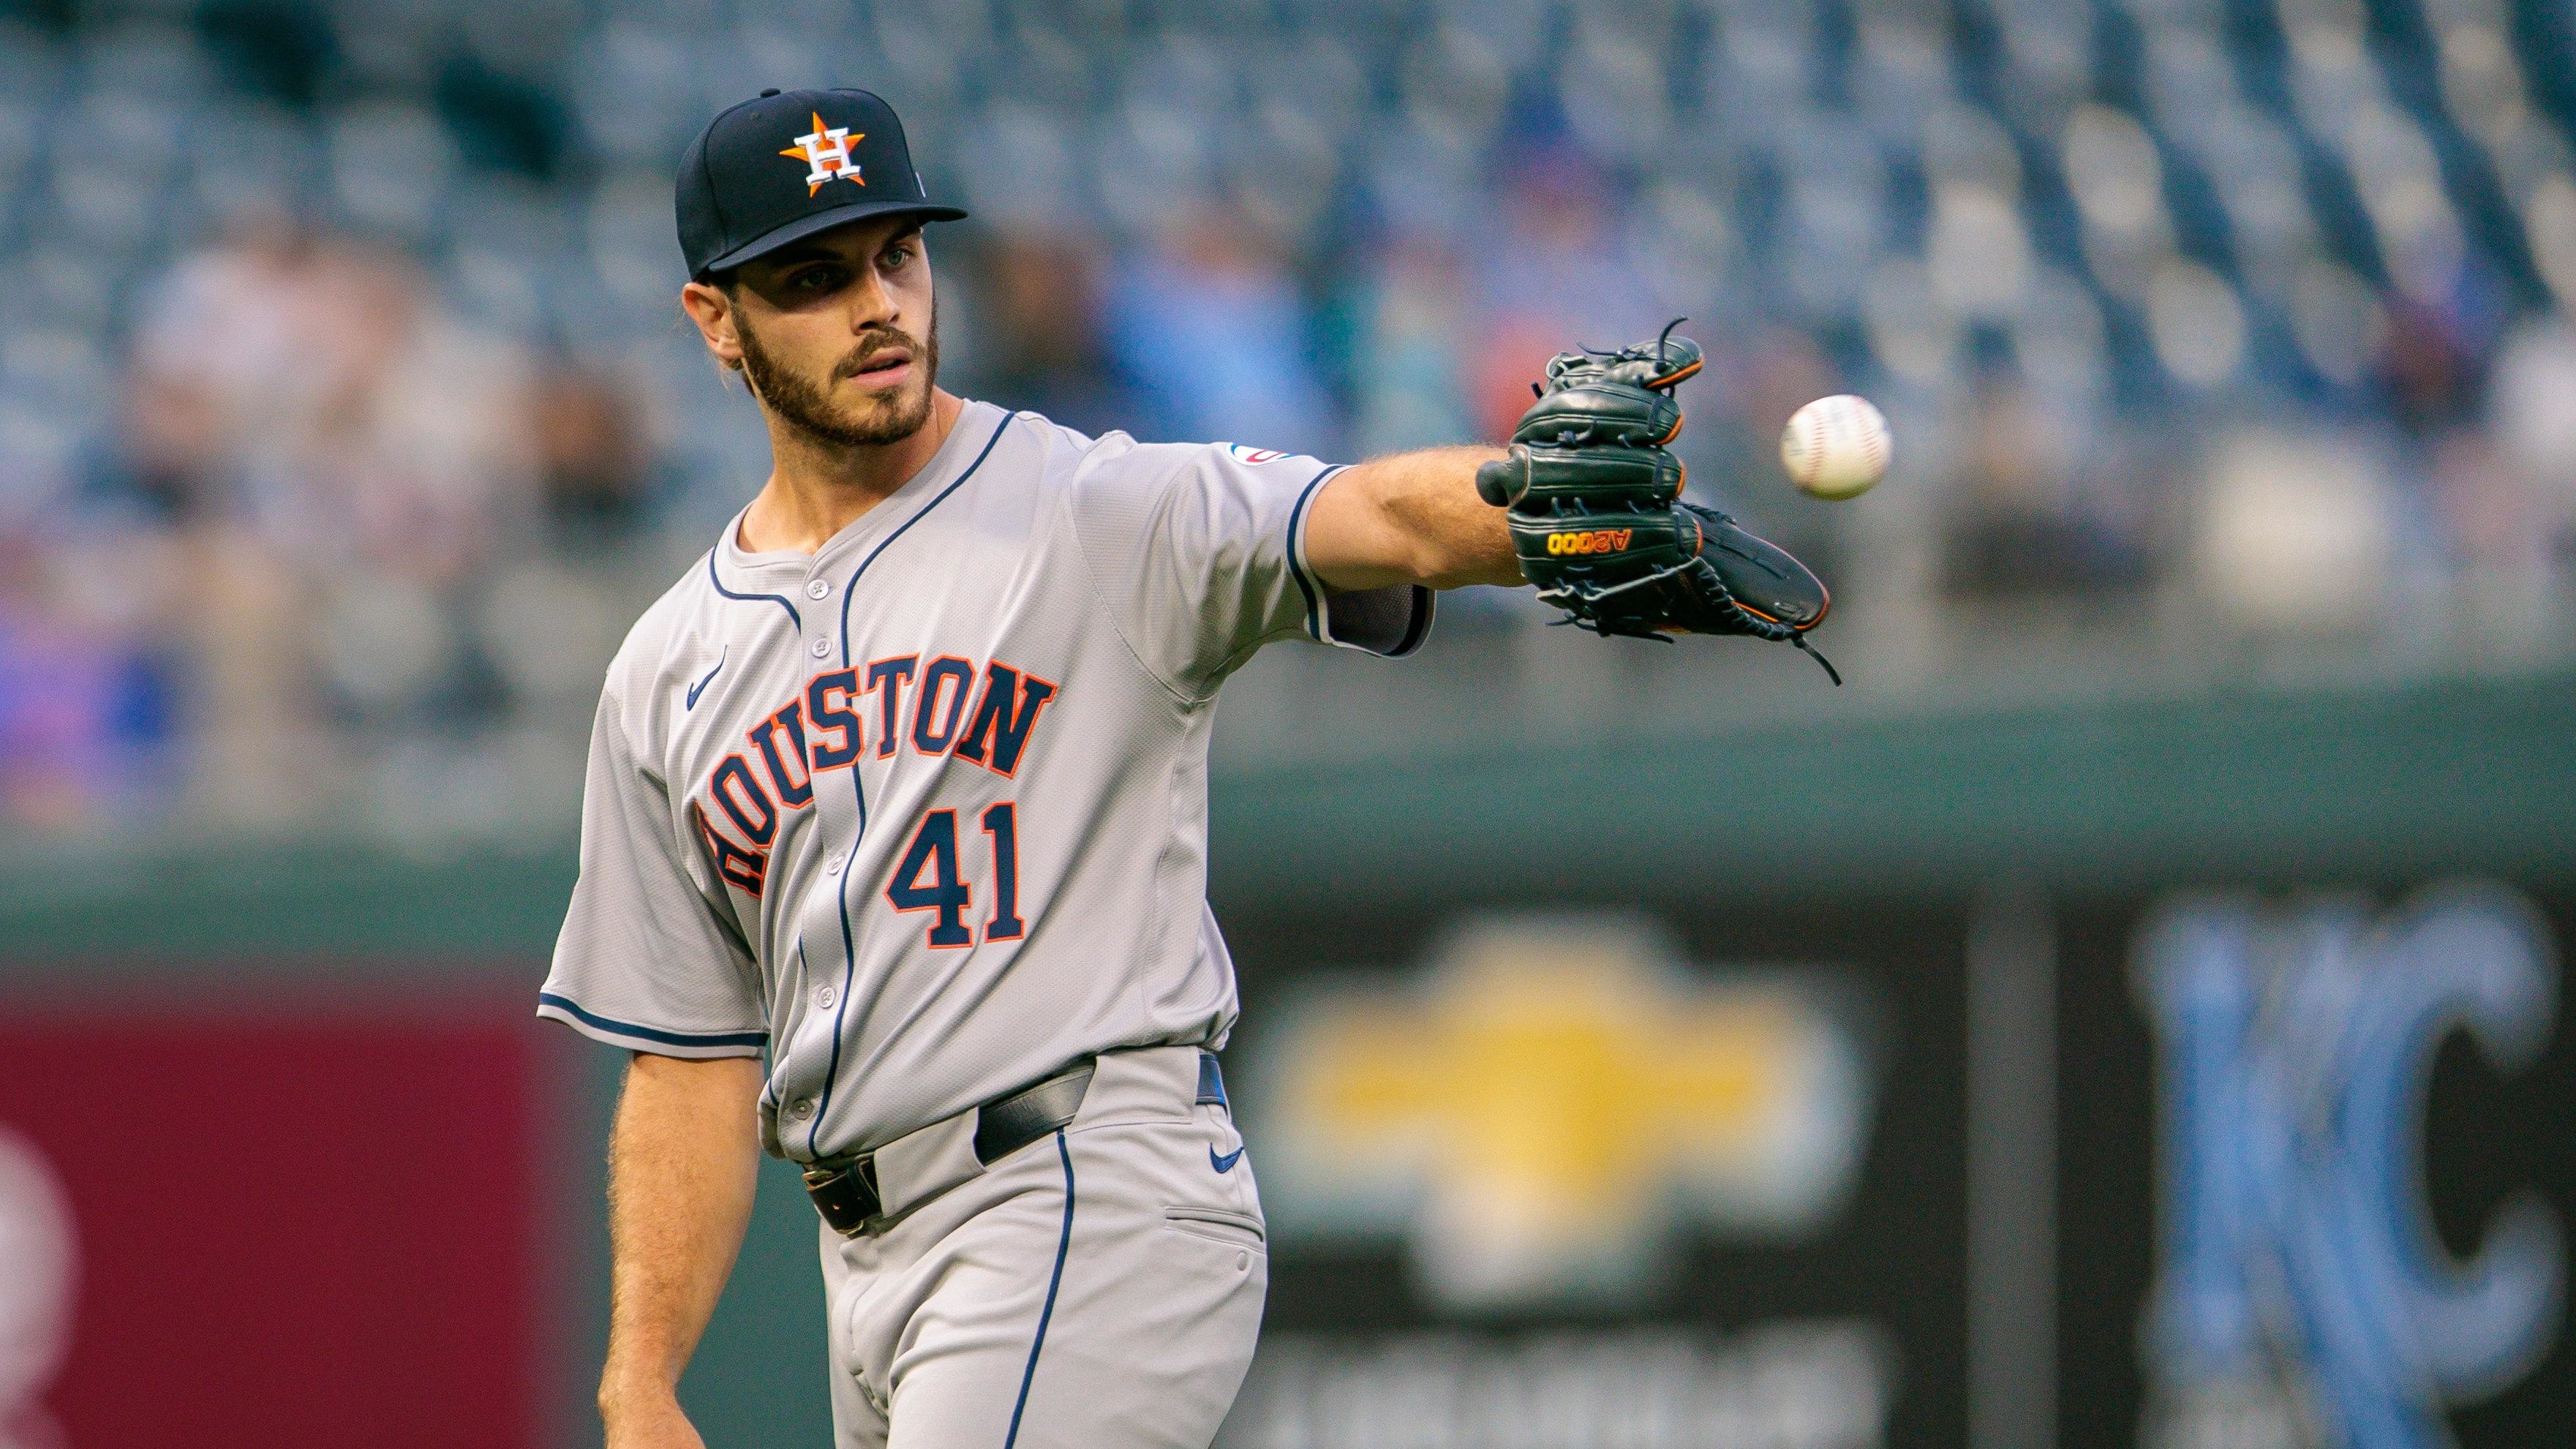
[694,654,1061,895]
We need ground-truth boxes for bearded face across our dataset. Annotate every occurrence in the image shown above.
[734,301,940,448]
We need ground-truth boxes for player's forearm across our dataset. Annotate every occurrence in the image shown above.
[598,1053,764,1420]
[1305,445,1524,592]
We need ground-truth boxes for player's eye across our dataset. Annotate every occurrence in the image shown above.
[789,264,846,293]
[881,244,914,271]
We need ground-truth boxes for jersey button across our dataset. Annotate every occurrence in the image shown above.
[816,986,837,1009]
[805,579,832,601]
[809,636,831,658]
[824,856,843,876]
[788,1099,815,1121]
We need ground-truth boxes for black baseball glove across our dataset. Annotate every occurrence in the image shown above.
[1475,324,1840,683]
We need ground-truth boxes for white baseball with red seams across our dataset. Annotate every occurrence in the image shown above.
[1780,394,1892,500]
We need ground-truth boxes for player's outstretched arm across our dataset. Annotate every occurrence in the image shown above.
[598,1053,764,1449]
[1302,445,1524,592]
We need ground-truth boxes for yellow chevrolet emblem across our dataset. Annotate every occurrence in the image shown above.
[1256,915,1872,1309]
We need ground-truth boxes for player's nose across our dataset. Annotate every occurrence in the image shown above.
[843,268,903,335]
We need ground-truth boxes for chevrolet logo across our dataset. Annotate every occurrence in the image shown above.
[1251,915,1875,1309]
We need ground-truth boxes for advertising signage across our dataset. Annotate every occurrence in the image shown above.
[1216,885,2569,1449]
[1219,900,1960,1448]
[0,996,554,1448]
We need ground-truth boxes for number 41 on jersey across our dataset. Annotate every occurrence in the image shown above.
[887,802,1024,948]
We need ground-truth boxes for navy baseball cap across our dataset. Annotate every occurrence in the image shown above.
[677,87,967,281]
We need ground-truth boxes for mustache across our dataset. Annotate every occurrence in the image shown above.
[832,331,923,383]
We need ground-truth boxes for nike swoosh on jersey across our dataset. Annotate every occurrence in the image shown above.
[1210,1143,1245,1174]
[685,649,727,709]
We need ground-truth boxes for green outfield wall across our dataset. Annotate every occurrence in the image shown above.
[6,665,2572,955]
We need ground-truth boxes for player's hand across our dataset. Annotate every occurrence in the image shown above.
[602,1390,708,1449]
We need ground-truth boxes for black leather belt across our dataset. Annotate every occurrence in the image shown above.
[802,1050,1228,1236]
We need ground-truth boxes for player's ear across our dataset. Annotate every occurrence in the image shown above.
[680,279,746,373]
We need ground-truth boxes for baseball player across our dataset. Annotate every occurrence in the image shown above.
[538,87,1830,1449]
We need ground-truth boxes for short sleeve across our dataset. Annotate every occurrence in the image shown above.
[1069,440,1434,698]
[537,690,769,1058]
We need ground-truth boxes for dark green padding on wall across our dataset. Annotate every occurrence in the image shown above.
[5,666,2571,955]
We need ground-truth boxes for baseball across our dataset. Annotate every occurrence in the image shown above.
[1780,395,1891,500]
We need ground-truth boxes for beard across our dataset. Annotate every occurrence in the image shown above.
[735,305,940,448]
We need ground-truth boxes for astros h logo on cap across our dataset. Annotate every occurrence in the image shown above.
[674,86,968,281]
[782,112,866,196]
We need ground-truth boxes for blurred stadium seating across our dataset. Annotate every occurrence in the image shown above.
[1,0,2573,843]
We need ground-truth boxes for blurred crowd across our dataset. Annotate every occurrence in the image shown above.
[2,0,2575,837]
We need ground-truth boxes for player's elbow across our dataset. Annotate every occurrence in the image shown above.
[1407,541,1516,591]
[1393,498,1519,590]
[1394,534,1466,590]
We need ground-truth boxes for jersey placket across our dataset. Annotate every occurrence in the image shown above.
[783,411,1017,1157]
[786,555,862,1154]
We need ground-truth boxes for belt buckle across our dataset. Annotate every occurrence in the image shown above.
[804,1152,884,1237]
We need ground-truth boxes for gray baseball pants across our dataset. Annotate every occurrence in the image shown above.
[819,1045,1268,1448]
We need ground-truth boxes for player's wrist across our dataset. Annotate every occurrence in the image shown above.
[600,1399,695,1449]
[598,1369,686,1422]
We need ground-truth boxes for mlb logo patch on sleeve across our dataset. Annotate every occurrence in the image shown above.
[1226,445,1287,464]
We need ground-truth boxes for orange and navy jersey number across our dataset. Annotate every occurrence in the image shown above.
[884,801,1026,949]
[694,654,1059,917]
[1546,528,1635,556]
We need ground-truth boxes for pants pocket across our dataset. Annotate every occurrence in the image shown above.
[1161,1204,1266,1250]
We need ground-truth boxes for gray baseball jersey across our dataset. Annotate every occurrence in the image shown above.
[537,399,1432,1160]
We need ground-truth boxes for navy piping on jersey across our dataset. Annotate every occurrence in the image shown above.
[705,549,802,631]
[1003,1129,1078,1449]
[835,411,1017,666]
[807,408,1015,1156]
[538,993,769,1050]
[1281,463,1347,642]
